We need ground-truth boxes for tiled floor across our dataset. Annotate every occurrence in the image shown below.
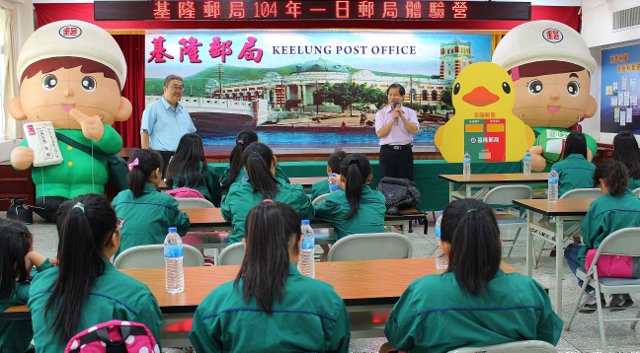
[26,215,640,352]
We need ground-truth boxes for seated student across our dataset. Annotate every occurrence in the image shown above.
[384,198,562,352]
[112,149,190,258]
[554,131,596,197]
[190,201,350,352]
[28,194,162,353]
[221,142,314,244]
[220,130,289,187]
[564,159,640,311]
[165,133,222,206]
[0,219,52,353]
[611,130,640,191]
[314,154,386,240]
[311,150,348,200]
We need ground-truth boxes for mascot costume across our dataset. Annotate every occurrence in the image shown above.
[492,20,598,172]
[9,20,132,222]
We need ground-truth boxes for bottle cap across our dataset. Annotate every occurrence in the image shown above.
[439,210,444,214]
[330,173,337,177]
[301,220,310,225]
[168,227,177,233]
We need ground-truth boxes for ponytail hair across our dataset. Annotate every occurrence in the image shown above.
[165,133,207,188]
[128,149,162,198]
[611,131,640,179]
[441,199,501,296]
[339,154,370,219]
[0,219,33,300]
[242,142,279,199]
[235,201,301,313]
[594,159,629,197]
[562,131,588,159]
[228,130,259,184]
[46,194,118,344]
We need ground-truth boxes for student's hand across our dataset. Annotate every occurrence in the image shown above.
[49,256,58,266]
[70,108,105,142]
[25,251,46,270]
[10,146,34,170]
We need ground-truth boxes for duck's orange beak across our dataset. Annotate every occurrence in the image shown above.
[462,86,499,107]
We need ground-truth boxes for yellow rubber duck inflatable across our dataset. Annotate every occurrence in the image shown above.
[435,62,534,163]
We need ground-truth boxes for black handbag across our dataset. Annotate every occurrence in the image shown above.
[6,198,33,224]
[55,132,129,191]
[376,177,421,215]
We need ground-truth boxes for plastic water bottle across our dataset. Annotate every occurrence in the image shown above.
[298,220,316,278]
[523,150,532,177]
[463,151,471,179]
[241,175,248,182]
[548,168,559,203]
[164,227,184,294]
[434,211,448,270]
[328,173,340,193]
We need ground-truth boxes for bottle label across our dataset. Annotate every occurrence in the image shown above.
[164,244,184,258]
[329,184,340,192]
[435,227,441,238]
[301,236,315,250]
[549,178,559,184]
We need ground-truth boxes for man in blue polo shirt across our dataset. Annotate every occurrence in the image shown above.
[141,74,196,176]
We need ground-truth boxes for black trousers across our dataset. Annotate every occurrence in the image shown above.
[35,196,68,223]
[156,150,175,178]
[379,144,414,180]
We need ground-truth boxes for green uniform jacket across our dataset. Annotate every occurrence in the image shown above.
[533,127,597,172]
[311,178,330,201]
[628,177,640,191]
[313,185,387,240]
[221,178,314,244]
[11,127,122,199]
[553,154,595,197]
[578,189,640,268]
[28,259,163,353]
[169,162,222,206]
[220,165,289,188]
[112,183,190,258]
[189,263,351,352]
[385,269,562,353]
[0,261,53,353]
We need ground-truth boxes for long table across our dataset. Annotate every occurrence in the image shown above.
[513,197,594,316]
[4,258,522,345]
[159,176,326,192]
[440,173,549,202]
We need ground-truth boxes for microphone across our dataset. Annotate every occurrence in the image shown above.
[394,103,399,123]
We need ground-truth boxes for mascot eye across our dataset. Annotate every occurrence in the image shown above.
[81,76,97,92]
[42,74,57,90]
[502,82,511,94]
[453,83,460,95]
[567,81,580,96]
[526,79,543,95]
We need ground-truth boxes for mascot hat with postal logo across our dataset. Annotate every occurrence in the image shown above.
[16,20,127,89]
[492,20,596,75]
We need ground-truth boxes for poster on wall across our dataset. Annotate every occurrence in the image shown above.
[601,44,640,133]
[145,30,492,147]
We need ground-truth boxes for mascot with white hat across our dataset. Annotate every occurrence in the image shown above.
[9,20,132,221]
[492,20,598,172]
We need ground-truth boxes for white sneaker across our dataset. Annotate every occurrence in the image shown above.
[579,291,604,313]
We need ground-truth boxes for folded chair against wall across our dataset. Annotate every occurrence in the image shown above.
[176,197,215,209]
[446,340,558,353]
[565,227,640,353]
[326,232,412,262]
[113,244,205,269]
[217,242,246,266]
[481,185,533,258]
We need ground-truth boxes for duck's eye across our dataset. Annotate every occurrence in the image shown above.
[42,74,57,90]
[567,81,580,96]
[81,76,97,92]
[502,82,511,94]
[527,80,543,95]
[453,83,460,95]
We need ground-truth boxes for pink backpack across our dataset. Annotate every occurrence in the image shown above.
[166,187,205,199]
[64,320,159,353]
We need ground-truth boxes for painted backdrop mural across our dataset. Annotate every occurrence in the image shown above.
[145,30,492,147]
[601,43,640,134]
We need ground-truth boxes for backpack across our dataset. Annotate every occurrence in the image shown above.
[376,177,421,215]
[64,320,159,353]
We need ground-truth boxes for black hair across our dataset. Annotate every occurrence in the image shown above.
[562,131,588,159]
[593,159,629,197]
[0,219,33,300]
[386,83,405,96]
[611,131,640,179]
[227,130,259,185]
[164,74,183,87]
[165,133,207,189]
[46,194,118,344]
[235,201,301,313]
[127,149,163,198]
[241,142,279,199]
[327,151,348,174]
[441,199,502,296]
[339,154,371,219]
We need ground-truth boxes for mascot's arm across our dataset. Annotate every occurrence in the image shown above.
[70,109,105,142]
[95,125,124,156]
[529,145,547,172]
[10,145,34,170]
[586,134,597,163]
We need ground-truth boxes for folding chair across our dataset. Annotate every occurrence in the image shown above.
[113,244,205,268]
[327,232,412,261]
[176,197,215,209]
[217,242,246,265]
[565,227,640,353]
[633,187,640,198]
[446,340,558,353]
[482,185,532,257]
